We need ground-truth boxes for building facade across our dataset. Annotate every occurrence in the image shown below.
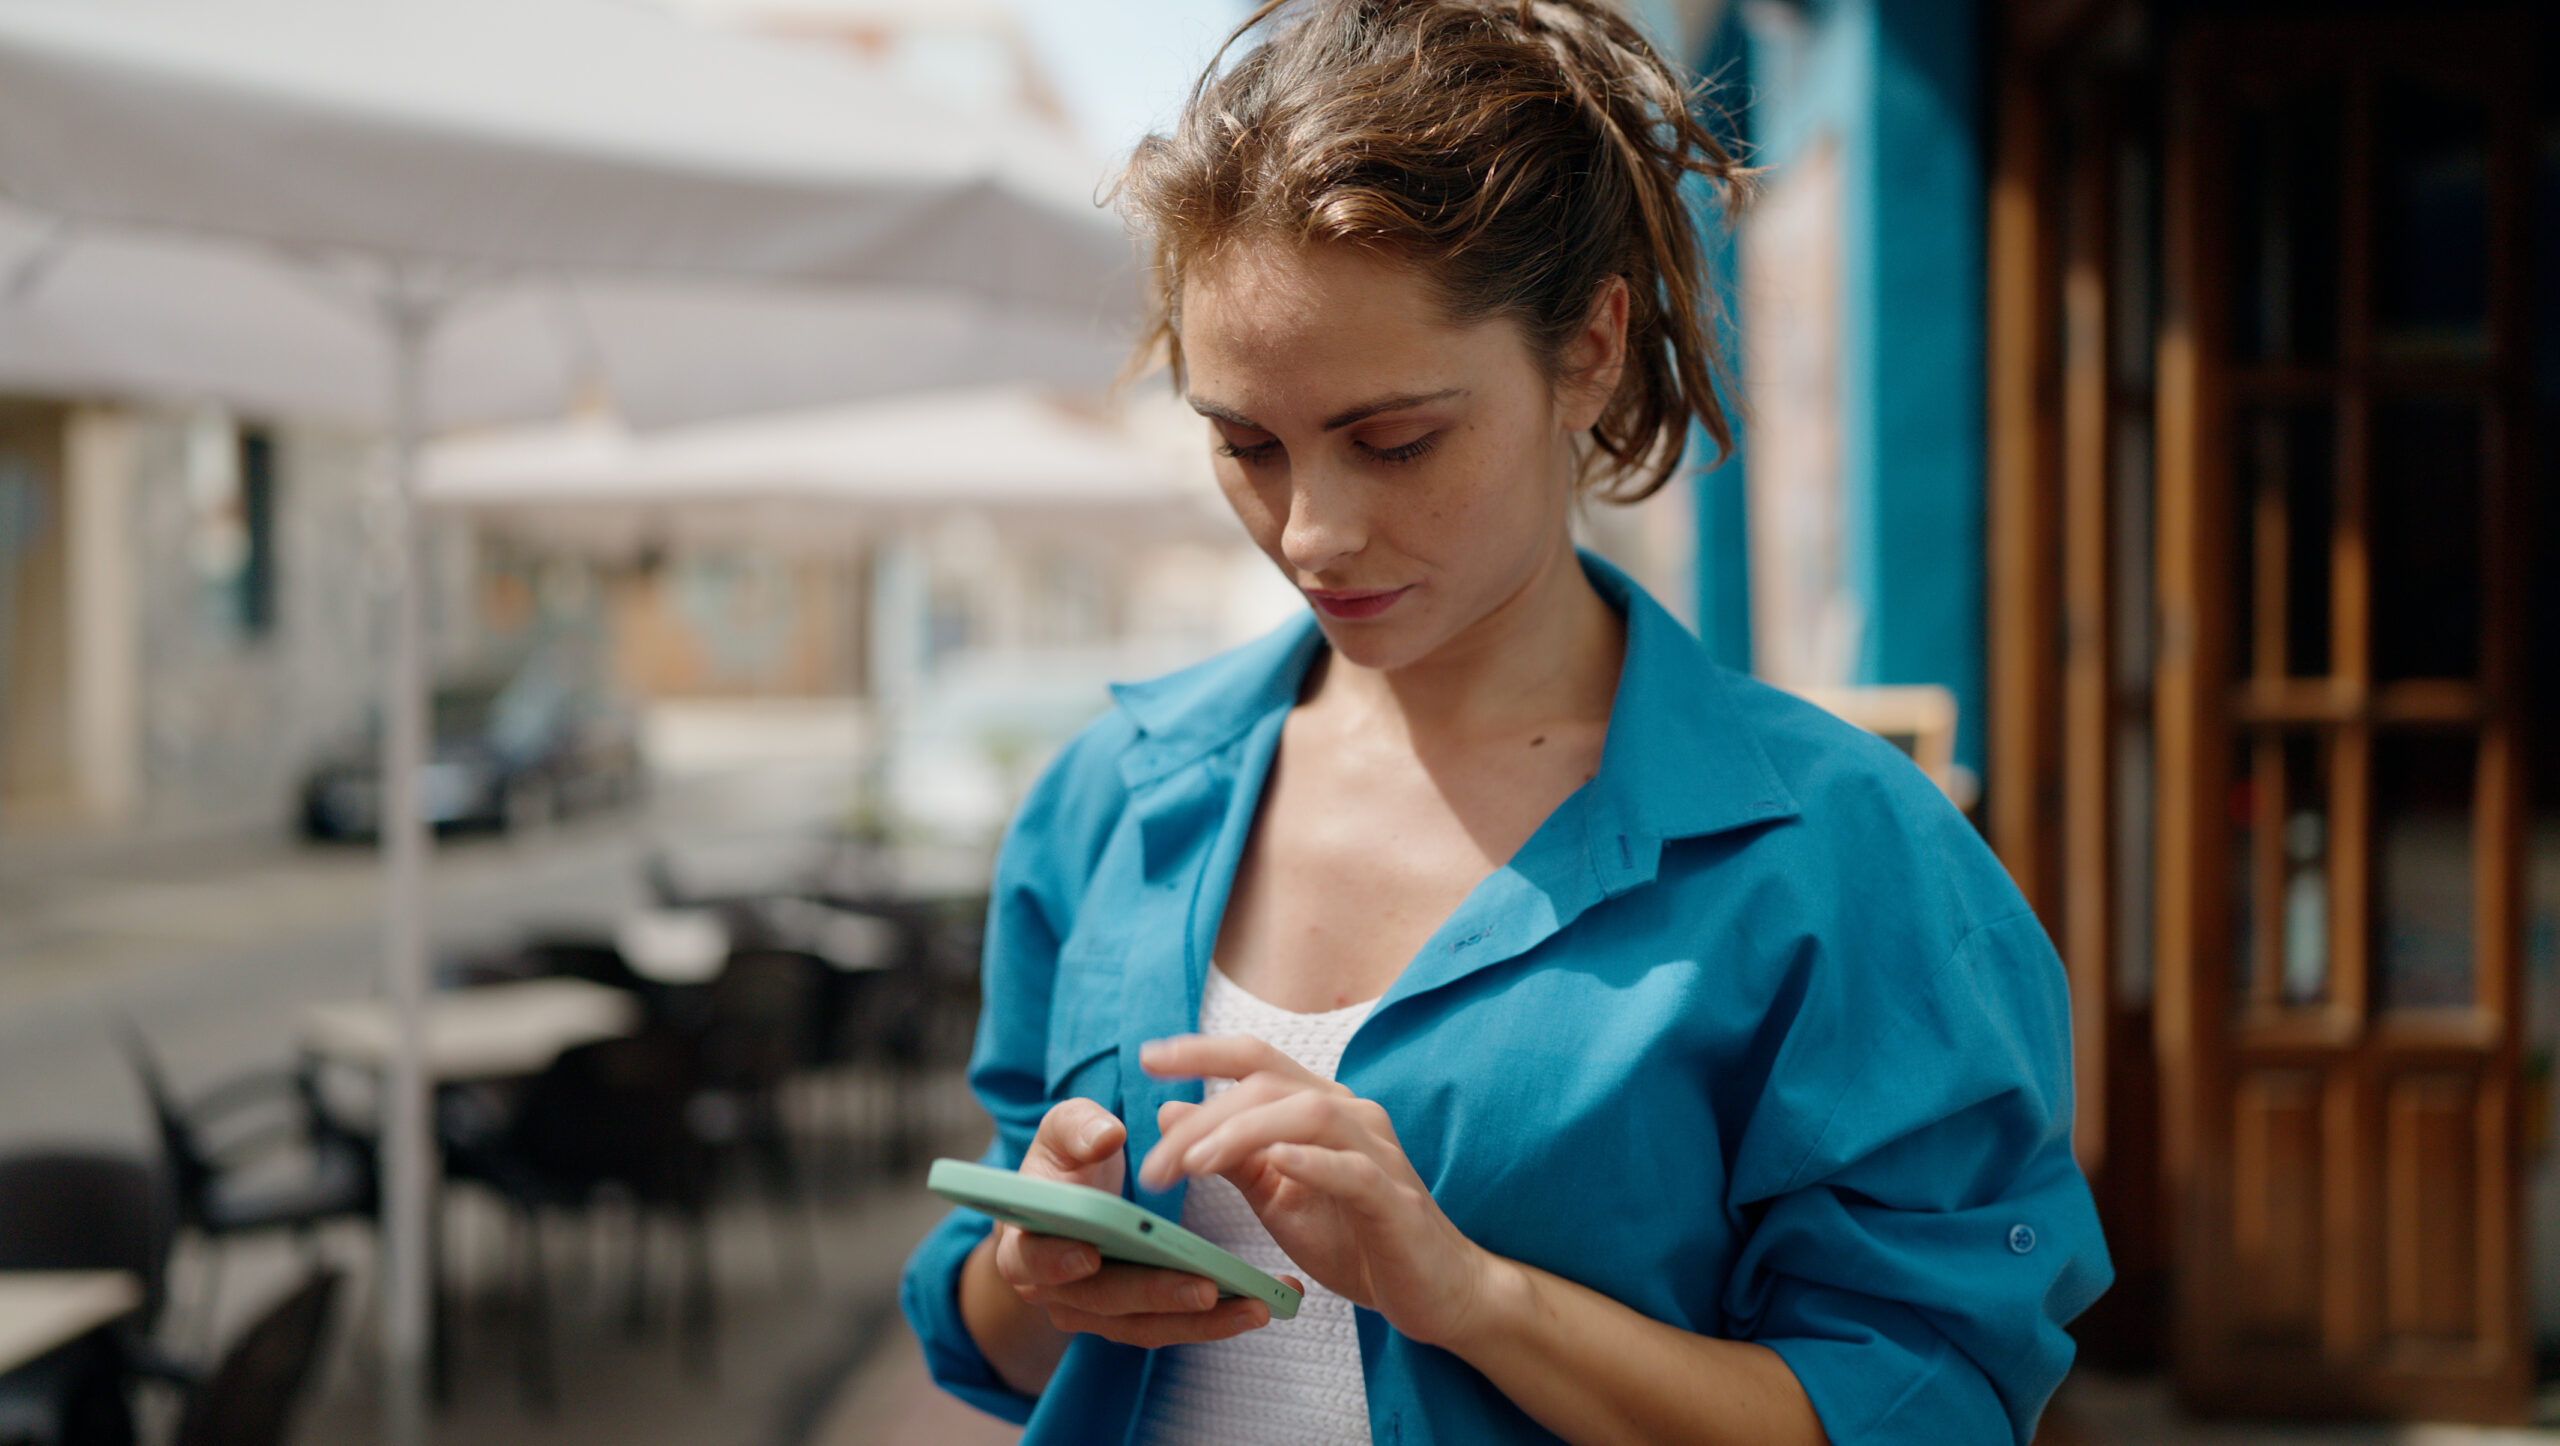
[1693,0,2558,1422]
[0,400,481,837]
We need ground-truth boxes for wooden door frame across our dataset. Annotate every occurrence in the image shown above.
[1987,1,2169,1369]
[2154,13,2533,1421]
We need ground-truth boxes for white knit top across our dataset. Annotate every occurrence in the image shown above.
[1136,966,1377,1446]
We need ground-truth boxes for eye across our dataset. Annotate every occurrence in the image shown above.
[1209,420,1281,465]
[1359,433,1437,465]
[1216,436,1283,465]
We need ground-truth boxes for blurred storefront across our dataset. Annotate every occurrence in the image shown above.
[0,400,486,836]
[1692,0,2557,1424]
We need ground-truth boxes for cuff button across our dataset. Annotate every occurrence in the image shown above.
[2007,1224,2037,1255]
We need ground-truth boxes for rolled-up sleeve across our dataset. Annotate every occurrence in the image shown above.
[1724,911,2112,1445]
[897,718,1132,1425]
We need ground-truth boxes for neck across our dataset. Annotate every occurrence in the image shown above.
[1315,542,1624,747]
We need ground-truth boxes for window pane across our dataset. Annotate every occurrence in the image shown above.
[2230,88,2342,366]
[2112,412,2155,690]
[2233,731,2333,1009]
[2277,732,2332,1007]
[2112,135,2158,389]
[238,427,277,638]
[2372,401,2483,682]
[2231,404,2335,679]
[2375,732,2478,1012]
[2232,733,2261,1003]
[2371,83,2491,359]
[2114,715,2156,1007]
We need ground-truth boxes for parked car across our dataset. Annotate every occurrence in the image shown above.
[298,660,643,840]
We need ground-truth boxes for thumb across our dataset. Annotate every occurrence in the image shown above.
[1032,1098,1125,1175]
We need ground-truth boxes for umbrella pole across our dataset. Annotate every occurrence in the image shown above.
[379,284,437,1446]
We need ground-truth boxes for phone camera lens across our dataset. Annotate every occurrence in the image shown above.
[1139,1221,1154,1232]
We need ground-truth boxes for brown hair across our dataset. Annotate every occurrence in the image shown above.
[1116,0,1748,501]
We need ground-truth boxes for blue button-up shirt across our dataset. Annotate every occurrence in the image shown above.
[902,556,2111,1445]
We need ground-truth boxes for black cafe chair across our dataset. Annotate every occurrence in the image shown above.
[441,1028,719,1407]
[169,1270,338,1446]
[0,1147,176,1446]
[115,1027,375,1335]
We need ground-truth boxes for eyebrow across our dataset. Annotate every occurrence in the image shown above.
[1188,388,1467,434]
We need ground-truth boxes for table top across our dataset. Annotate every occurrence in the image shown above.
[0,1271,141,1376]
[299,976,640,1081]
[615,909,731,985]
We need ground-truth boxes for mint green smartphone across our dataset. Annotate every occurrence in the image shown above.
[928,1158,1302,1320]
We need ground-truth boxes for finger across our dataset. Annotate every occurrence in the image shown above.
[1139,1033,1319,1087]
[1043,1296,1273,1349]
[1180,1091,1383,1182]
[1029,1099,1125,1178]
[1028,1262,1224,1318]
[1138,1074,1307,1190]
[1157,1099,1199,1132]
[1263,1141,1407,1221]
[998,1228,1100,1289]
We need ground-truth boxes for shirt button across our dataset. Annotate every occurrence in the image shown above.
[2007,1224,2037,1255]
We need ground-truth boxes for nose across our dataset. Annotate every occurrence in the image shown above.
[1278,465,1365,577]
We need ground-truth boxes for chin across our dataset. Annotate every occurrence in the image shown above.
[1307,611,1444,674]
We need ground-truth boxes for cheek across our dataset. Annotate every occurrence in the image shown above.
[1410,424,1559,544]
[1215,466,1286,549]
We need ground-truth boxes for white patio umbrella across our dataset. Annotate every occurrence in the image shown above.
[420,386,1231,554]
[0,195,1129,428]
[0,0,1134,1431]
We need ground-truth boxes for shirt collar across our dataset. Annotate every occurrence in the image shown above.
[1579,551,1798,843]
[1106,551,1798,842]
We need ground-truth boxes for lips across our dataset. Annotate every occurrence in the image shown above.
[1302,586,1408,621]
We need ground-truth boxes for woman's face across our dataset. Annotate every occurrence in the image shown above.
[1178,240,1618,675]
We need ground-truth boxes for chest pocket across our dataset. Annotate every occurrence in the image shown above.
[1043,948,1125,1109]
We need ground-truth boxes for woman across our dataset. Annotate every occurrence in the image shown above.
[902,2,2110,1442]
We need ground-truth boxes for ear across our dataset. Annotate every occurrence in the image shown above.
[1557,275,1631,433]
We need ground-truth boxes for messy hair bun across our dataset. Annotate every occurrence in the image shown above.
[1117,0,1748,500]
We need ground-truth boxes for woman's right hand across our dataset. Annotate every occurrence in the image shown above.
[987,1097,1287,1349]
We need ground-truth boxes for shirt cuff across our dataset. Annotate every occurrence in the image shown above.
[1759,1297,2014,1446]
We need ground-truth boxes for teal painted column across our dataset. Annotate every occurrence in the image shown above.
[1692,10,1752,670]
[1846,0,1985,775]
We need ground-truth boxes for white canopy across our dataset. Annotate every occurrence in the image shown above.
[421,387,1232,552]
[0,0,1138,431]
[0,196,1126,429]
[0,0,1125,298]
[0,2,1135,1432]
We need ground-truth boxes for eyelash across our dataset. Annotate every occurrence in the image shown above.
[1214,435,1438,466]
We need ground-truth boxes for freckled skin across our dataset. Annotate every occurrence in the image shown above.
[1179,241,1631,1013]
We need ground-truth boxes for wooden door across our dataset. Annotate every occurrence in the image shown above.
[1987,4,2168,1369]
[2154,14,2532,1421]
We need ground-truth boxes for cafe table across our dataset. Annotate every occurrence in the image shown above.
[297,976,643,1400]
[0,1271,141,1376]
[298,976,640,1082]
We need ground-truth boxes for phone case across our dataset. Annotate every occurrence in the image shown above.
[927,1158,1303,1320]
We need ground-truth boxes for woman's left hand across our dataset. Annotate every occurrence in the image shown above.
[1137,1033,1492,1349]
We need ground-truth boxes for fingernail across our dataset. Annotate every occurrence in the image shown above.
[1186,1283,1215,1310]
[1080,1119,1113,1153]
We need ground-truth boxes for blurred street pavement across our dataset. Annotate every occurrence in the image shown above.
[2043,1373,2560,1446]
[0,754,997,1446]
